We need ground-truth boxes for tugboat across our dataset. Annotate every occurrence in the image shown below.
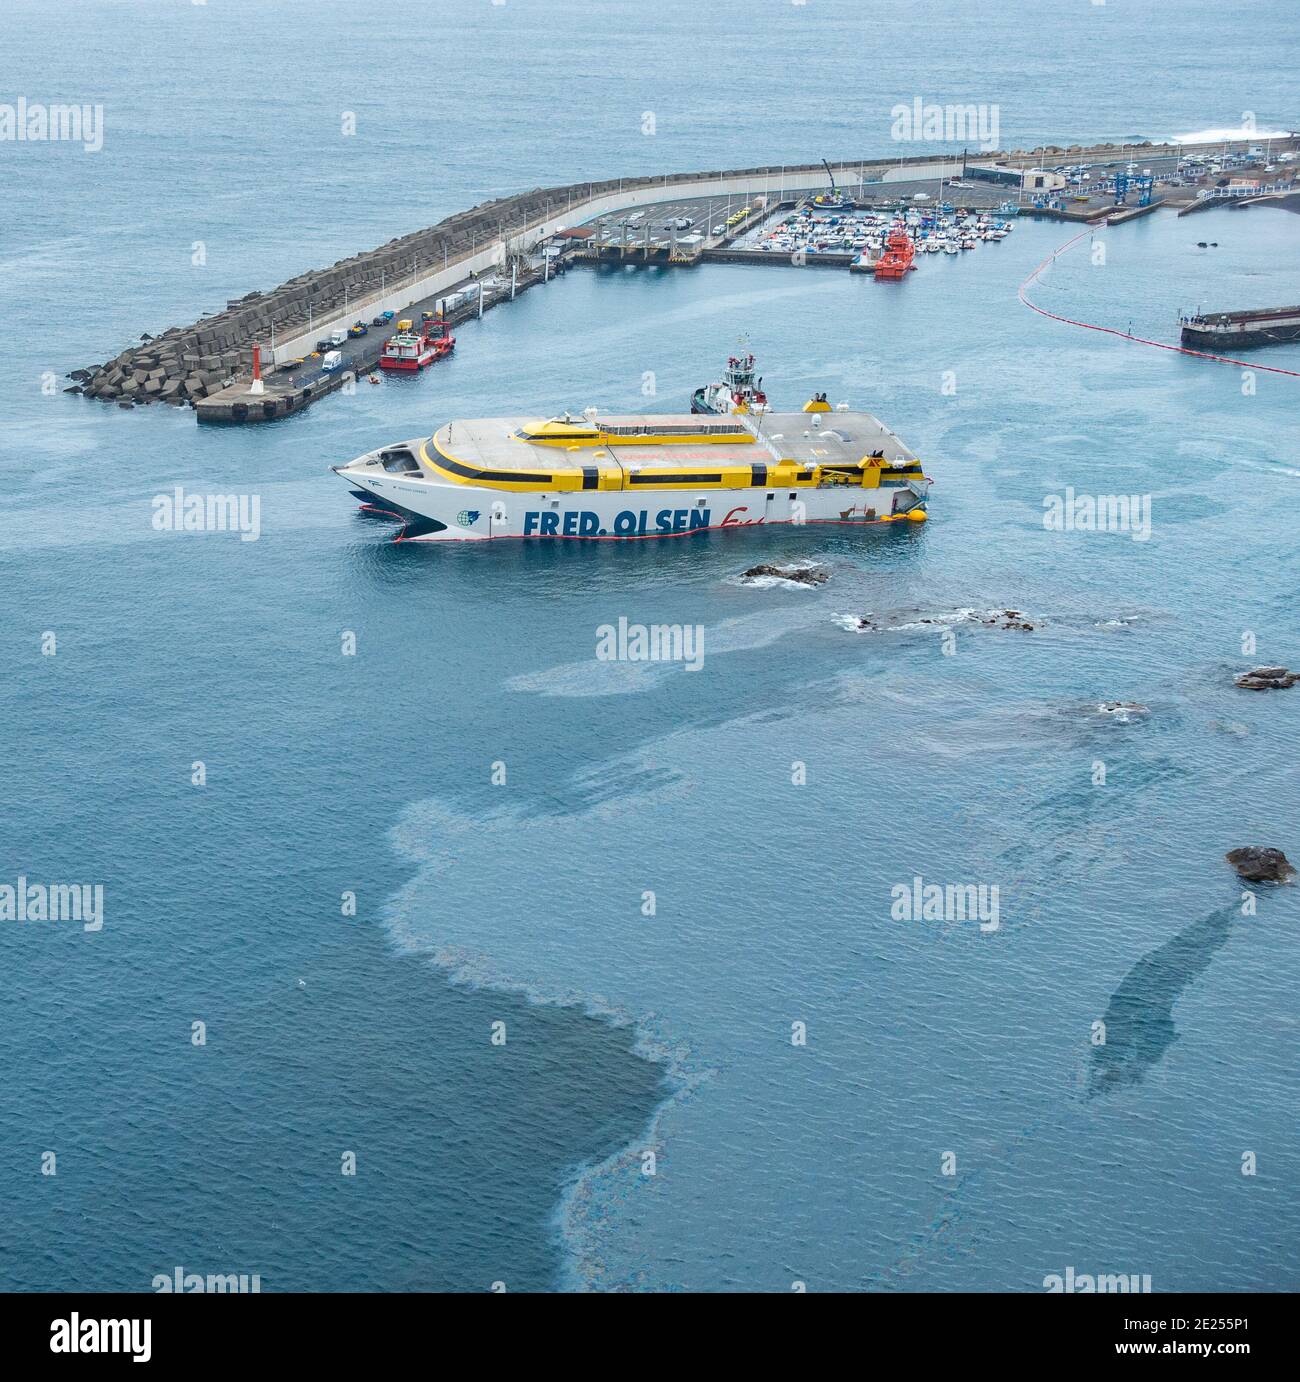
[379,319,455,372]
[874,225,916,280]
[691,348,769,414]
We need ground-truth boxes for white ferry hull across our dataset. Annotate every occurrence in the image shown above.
[341,454,926,542]
[335,409,930,542]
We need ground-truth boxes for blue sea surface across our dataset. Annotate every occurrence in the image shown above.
[1,0,1298,1291]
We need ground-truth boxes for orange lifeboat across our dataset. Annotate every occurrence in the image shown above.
[874,225,916,281]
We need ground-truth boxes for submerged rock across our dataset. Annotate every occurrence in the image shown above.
[1209,719,1250,738]
[1097,701,1148,718]
[1235,666,1298,691]
[852,607,1034,632]
[1225,846,1296,883]
[740,563,829,587]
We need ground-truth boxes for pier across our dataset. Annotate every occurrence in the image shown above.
[1180,304,1300,350]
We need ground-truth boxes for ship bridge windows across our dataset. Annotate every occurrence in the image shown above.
[513,428,597,442]
[380,449,421,474]
[599,422,748,438]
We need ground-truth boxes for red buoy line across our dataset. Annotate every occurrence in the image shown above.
[1018,227,1300,379]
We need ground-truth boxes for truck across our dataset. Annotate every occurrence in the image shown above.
[321,350,344,372]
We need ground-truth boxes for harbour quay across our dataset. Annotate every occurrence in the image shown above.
[190,259,561,424]
[64,136,1300,424]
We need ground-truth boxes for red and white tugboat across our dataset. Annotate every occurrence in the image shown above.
[379,319,455,372]
[691,347,769,414]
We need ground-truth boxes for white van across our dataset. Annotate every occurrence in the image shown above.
[329,328,348,347]
[321,350,344,372]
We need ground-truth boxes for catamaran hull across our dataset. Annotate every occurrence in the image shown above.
[341,469,926,543]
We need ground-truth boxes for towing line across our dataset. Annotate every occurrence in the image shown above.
[1018,228,1300,379]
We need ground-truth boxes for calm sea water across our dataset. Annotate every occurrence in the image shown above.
[2,0,1298,1291]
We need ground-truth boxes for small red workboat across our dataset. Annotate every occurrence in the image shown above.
[379,319,455,372]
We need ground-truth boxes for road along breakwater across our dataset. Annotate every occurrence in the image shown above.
[65,136,1295,422]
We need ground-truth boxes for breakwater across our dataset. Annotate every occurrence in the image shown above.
[66,136,1295,413]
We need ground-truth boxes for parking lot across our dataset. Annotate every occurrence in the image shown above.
[583,194,758,251]
[578,183,843,251]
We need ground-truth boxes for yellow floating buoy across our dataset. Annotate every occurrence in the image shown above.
[907,508,928,522]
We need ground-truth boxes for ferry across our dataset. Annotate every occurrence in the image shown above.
[379,320,454,372]
[333,398,930,542]
[691,350,769,414]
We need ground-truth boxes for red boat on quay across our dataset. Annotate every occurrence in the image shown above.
[874,225,916,280]
[379,320,455,372]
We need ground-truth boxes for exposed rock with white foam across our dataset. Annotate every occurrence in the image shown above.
[738,562,829,588]
[1235,666,1297,691]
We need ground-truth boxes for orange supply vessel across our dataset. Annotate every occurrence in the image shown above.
[874,225,916,280]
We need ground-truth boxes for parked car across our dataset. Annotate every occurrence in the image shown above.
[371,316,385,328]
[315,340,331,354]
